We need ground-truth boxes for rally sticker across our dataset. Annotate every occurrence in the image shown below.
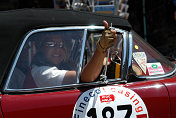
[133,52,147,74]
[72,86,149,118]
[147,62,165,75]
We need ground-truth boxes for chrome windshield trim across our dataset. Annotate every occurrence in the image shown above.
[128,32,133,68]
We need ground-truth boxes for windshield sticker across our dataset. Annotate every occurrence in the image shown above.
[133,52,147,74]
[72,86,149,118]
[147,62,165,75]
[135,45,139,50]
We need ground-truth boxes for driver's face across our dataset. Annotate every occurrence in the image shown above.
[42,37,65,65]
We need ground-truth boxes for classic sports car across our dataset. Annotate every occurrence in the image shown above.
[0,9,175,118]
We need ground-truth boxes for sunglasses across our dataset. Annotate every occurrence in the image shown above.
[44,41,64,48]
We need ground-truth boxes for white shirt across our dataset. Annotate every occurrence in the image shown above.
[31,65,67,88]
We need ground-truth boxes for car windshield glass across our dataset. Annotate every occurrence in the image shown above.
[132,31,175,77]
[7,30,84,89]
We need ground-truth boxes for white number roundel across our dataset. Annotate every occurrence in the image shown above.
[72,86,149,118]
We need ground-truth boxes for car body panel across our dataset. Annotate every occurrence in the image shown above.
[124,80,171,118]
[1,79,171,118]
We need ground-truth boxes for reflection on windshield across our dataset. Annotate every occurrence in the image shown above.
[8,30,83,89]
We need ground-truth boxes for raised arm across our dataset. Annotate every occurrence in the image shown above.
[81,20,117,82]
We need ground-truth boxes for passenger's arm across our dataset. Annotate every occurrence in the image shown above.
[81,20,117,82]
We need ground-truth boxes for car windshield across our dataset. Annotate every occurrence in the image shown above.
[7,30,84,89]
[131,31,175,77]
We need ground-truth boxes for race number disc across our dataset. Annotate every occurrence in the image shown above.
[72,86,149,118]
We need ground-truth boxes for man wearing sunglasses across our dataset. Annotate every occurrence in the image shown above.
[29,21,117,88]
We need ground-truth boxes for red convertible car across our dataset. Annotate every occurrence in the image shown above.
[0,9,175,118]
